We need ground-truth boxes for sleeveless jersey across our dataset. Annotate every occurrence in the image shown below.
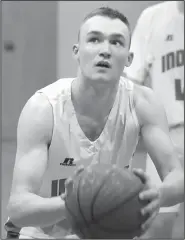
[125,1,184,126]
[124,1,184,213]
[5,77,141,238]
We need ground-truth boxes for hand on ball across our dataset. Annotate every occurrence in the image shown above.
[132,168,161,232]
[61,161,98,201]
[61,165,84,201]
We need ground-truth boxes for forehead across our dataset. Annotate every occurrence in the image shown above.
[80,15,130,38]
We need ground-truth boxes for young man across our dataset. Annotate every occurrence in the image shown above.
[5,7,184,239]
[124,1,184,238]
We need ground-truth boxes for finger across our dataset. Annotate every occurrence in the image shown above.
[141,199,160,216]
[132,168,150,184]
[61,192,66,200]
[65,177,73,187]
[141,211,158,231]
[64,178,74,196]
[139,189,159,201]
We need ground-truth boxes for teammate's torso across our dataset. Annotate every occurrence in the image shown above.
[147,2,184,126]
[7,77,141,238]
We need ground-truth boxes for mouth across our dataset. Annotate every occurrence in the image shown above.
[96,61,111,69]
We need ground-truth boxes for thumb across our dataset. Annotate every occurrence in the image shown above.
[132,168,150,184]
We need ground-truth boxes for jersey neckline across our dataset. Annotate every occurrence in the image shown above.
[67,78,121,146]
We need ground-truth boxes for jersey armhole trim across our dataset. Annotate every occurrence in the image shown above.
[129,87,140,134]
[35,92,54,149]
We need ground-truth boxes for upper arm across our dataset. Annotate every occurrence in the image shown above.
[124,7,154,84]
[135,87,182,180]
[10,93,53,197]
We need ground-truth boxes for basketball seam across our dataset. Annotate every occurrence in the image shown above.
[92,176,144,223]
[93,194,143,233]
[65,201,76,220]
[89,173,144,237]
[90,195,142,234]
[65,203,81,235]
[66,170,144,238]
[91,172,114,221]
[77,172,91,238]
[65,186,85,238]
[92,222,142,234]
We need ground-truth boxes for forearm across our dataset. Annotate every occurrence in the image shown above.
[8,193,65,228]
[159,168,184,207]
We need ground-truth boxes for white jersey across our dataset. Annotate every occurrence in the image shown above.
[5,77,141,238]
[125,1,184,126]
[124,1,183,213]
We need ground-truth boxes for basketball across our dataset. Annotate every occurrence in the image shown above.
[65,163,148,239]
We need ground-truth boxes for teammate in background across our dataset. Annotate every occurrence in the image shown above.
[124,1,184,238]
[5,6,184,239]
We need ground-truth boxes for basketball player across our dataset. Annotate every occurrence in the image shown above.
[124,1,184,238]
[5,7,184,239]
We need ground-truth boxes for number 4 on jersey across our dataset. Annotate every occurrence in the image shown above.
[175,79,184,101]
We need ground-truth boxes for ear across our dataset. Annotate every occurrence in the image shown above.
[125,52,134,67]
[72,44,79,60]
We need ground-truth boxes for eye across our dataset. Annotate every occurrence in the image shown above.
[111,40,124,46]
[89,37,99,43]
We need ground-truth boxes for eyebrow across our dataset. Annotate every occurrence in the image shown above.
[87,31,125,40]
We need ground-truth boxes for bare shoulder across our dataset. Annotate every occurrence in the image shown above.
[133,84,168,128]
[17,93,53,145]
[20,92,52,121]
[133,84,158,106]
[141,1,172,16]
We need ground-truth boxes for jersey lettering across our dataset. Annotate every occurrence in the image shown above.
[162,49,184,72]
[51,178,66,197]
[175,79,184,101]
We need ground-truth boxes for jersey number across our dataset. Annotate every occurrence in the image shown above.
[175,79,184,101]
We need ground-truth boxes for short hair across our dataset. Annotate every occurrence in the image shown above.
[78,6,131,46]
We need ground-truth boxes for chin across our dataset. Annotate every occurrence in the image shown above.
[90,73,113,83]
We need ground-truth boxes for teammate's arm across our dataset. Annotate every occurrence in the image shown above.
[135,86,184,207]
[124,7,154,86]
[7,93,66,228]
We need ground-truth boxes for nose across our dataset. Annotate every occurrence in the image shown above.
[99,41,111,59]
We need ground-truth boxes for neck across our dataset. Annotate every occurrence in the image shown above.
[177,1,184,15]
[71,74,119,118]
